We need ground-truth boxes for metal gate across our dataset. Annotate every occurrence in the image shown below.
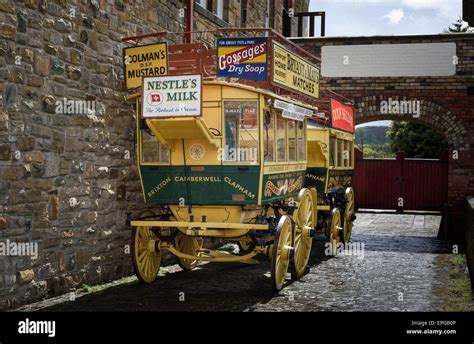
[352,149,448,211]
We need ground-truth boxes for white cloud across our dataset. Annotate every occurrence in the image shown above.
[383,8,404,24]
[401,0,461,19]
[401,0,447,9]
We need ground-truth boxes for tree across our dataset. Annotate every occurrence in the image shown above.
[444,17,474,33]
[386,122,448,159]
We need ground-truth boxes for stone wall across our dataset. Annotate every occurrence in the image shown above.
[0,0,309,309]
[294,34,474,237]
[465,196,474,289]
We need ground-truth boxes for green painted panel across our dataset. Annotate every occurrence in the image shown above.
[140,165,260,205]
[327,169,353,190]
[305,167,328,194]
[262,170,305,203]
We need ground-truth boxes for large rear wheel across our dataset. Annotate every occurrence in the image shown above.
[271,215,293,291]
[291,188,315,280]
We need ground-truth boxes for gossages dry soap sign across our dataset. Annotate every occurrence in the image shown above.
[123,42,168,89]
[330,98,355,133]
[217,37,268,80]
[142,74,202,118]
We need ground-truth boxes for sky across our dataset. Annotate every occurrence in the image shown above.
[308,0,463,37]
[308,0,463,128]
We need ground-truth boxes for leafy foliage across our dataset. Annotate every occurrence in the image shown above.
[355,126,389,145]
[444,17,474,33]
[386,121,448,158]
[355,143,394,158]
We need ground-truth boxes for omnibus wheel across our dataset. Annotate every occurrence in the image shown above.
[237,235,254,254]
[175,233,203,271]
[271,215,293,291]
[329,208,341,255]
[131,211,161,284]
[341,187,355,243]
[291,188,315,280]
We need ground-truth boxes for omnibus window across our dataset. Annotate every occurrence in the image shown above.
[141,126,170,163]
[343,140,349,167]
[288,120,297,161]
[276,114,286,162]
[337,139,342,167]
[264,110,275,162]
[224,101,258,163]
[297,120,305,161]
[349,141,353,167]
[329,136,335,167]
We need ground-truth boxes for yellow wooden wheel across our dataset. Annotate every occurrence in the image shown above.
[175,233,203,270]
[291,188,315,280]
[131,211,161,283]
[271,215,293,291]
[342,187,355,243]
[329,208,341,255]
[237,235,253,254]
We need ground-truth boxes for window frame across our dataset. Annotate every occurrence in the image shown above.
[137,100,171,166]
[222,99,260,165]
[329,133,355,170]
[264,108,307,166]
[287,119,297,162]
[263,109,276,163]
[197,0,225,20]
[275,110,287,163]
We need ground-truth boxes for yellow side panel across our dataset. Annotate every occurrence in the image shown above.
[222,86,259,99]
[307,128,329,168]
[330,129,354,141]
[203,85,222,102]
[167,139,220,165]
[202,107,220,137]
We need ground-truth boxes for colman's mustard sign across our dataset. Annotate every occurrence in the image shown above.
[123,43,168,89]
[272,41,320,99]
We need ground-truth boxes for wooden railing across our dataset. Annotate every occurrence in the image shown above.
[295,11,326,37]
[283,11,326,38]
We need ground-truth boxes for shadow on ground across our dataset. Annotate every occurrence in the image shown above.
[39,239,330,312]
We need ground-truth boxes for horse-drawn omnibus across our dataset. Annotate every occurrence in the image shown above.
[123,29,355,290]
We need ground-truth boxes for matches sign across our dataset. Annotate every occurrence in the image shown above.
[142,74,202,118]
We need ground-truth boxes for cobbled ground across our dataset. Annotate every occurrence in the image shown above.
[18,213,474,312]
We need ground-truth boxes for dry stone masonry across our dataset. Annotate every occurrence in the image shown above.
[0,0,308,309]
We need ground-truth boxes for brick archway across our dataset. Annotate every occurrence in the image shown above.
[294,33,474,238]
[354,95,469,151]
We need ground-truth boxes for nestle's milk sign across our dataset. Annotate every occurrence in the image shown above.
[217,37,268,80]
[142,75,201,118]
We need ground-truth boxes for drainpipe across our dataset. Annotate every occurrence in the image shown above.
[185,0,193,43]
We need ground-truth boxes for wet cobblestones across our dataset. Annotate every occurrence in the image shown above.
[18,213,473,312]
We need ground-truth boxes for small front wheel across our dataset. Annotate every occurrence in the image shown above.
[131,211,161,283]
[175,233,203,271]
[329,208,341,255]
[341,187,355,243]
